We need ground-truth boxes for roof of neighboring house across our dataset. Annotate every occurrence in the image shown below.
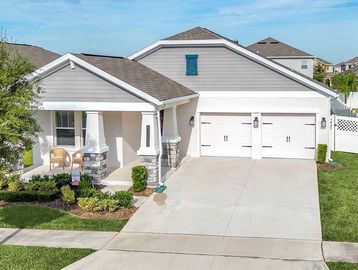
[7,43,60,68]
[316,57,332,65]
[347,56,358,63]
[347,65,358,75]
[247,37,314,58]
[163,26,237,43]
[71,53,196,102]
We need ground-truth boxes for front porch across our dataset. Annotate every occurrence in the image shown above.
[31,106,184,187]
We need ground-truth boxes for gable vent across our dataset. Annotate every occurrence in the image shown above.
[258,41,266,44]
[270,41,279,44]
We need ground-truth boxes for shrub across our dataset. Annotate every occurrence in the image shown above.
[99,199,119,212]
[30,174,50,182]
[94,190,113,200]
[78,187,98,198]
[77,197,102,212]
[7,174,21,183]
[51,173,71,188]
[24,180,57,192]
[0,179,9,190]
[0,191,58,202]
[132,165,147,192]
[114,191,133,208]
[79,174,92,190]
[7,180,23,192]
[61,185,75,204]
[317,144,328,164]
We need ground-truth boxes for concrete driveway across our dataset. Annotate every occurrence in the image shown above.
[66,157,326,270]
[123,157,322,240]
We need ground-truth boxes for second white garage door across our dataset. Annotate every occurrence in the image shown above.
[200,113,252,157]
[261,113,316,159]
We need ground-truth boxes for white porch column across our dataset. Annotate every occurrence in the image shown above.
[137,111,160,186]
[83,111,109,182]
[162,106,181,168]
[251,112,262,160]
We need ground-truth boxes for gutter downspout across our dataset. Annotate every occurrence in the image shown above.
[156,110,164,186]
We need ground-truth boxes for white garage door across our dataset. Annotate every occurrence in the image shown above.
[261,114,316,159]
[200,114,252,157]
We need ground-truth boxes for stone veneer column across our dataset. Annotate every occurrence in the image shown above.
[137,111,160,187]
[162,106,181,168]
[82,111,109,182]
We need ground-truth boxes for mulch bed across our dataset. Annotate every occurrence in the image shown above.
[317,162,343,171]
[0,199,137,220]
[128,187,155,197]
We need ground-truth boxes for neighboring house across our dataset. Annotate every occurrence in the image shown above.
[334,56,358,73]
[314,57,334,86]
[27,27,337,186]
[7,43,60,68]
[247,37,315,78]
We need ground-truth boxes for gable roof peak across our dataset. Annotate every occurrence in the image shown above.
[163,26,231,41]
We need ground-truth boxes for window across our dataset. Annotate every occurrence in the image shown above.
[186,54,198,76]
[82,112,87,145]
[341,65,346,72]
[301,60,308,70]
[55,111,75,146]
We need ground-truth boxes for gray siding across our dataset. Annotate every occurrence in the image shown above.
[41,64,143,102]
[138,46,311,92]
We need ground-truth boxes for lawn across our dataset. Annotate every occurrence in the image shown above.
[23,149,33,168]
[0,205,127,231]
[327,262,358,270]
[0,245,93,270]
[318,151,358,242]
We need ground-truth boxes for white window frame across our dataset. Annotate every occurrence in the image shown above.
[55,111,76,147]
[301,60,308,70]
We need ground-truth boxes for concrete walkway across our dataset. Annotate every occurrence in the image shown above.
[0,228,117,250]
[323,241,358,263]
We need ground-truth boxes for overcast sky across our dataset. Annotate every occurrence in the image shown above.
[0,0,357,63]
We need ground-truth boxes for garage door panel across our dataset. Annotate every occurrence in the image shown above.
[200,114,252,157]
[261,114,316,159]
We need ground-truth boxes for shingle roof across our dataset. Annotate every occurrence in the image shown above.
[247,37,313,58]
[316,57,332,65]
[7,43,60,68]
[75,54,196,101]
[347,56,358,63]
[163,26,236,43]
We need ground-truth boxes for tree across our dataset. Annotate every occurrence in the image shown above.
[331,71,357,103]
[313,63,326,83]
[0,34,40,175]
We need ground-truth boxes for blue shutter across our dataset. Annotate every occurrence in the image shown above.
[186,54,198,76]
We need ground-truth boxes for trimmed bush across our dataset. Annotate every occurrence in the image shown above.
[51,173,71,188]
[79,174,92,190]
[0,191,58,202]
[114,191,133,208]
[317,144,328,164]
[7,180,23,192]
[78,187,98,198]
[77,197,102,212]
[99,199,119,212]
[24,180,57,192]
[131,165,147,192]
[61,185,75,204]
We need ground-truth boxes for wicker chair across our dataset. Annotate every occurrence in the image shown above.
[50,148,66,170]
[71,150,84,170]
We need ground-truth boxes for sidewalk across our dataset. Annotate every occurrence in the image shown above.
[0,228,118,250]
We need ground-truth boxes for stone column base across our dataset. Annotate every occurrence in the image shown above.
[84,151,108,182]
[162,141,180,168]
[139,154,159,187]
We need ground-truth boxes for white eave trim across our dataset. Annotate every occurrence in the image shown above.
[128,39,337,98]
[26,53,196,107]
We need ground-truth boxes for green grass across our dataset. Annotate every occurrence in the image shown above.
[0,245,93,270]
[327,262,358,270]
[23,149,33,168]
[318,151,358,242]
[0,205,127,231]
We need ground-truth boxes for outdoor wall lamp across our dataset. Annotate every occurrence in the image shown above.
[321,117,327,129]
[253,117,259,128]
[189,116,195,127]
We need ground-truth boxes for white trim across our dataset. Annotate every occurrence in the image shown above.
[268,56,315,59]
[40,101,155,111]
[128,39,337,98]
[198,107,319,113]
[199,91,323,98]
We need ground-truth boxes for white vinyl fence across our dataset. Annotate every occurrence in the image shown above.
[331,114,358,153]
